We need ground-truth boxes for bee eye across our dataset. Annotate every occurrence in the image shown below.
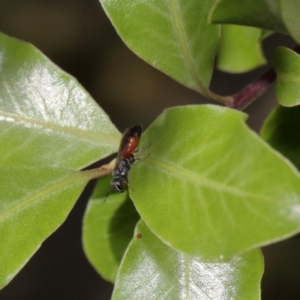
[113,181,124,192]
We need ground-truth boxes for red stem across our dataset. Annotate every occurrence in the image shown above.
[225,45,300,110]
[226,68,276,110]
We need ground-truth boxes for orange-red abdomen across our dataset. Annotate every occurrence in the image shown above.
[122,125,142,158]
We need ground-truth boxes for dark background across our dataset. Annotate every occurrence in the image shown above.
[0,1,299,299]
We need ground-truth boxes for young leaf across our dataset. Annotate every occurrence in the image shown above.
[281,0,300,43]
[261,105,300,170]
[210,0,286,33]
[0,32,120,169]
[217,25,266,73]
[130,105,300,261]
[82,177,139,282]
[273,47,300,107]
[0,166,91,289]
[101,0,219,97]
[112,220,264,300]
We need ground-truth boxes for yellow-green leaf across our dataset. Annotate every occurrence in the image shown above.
[130,105,300,261]
[0,32,120,169]
[217,25,266,73]
[101,0,219,96]
[83,177,139,282]
[112,220,264,300]
[0,166,90,289]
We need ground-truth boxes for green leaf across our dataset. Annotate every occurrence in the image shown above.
[261,105,300,170]
[281,0,300,43]
[112,220,264,300]
[130,105,300,261]
[260,29,274,40]
[273,47,300,106]
[82,177,139,282]
[0,32,120,169]
[210,0,287,33]
[101,0,219,96]
[217,25,266,73]
[0,166,90,289]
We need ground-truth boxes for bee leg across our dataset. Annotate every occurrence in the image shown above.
[133,143,151,154]
[134,152,150,161]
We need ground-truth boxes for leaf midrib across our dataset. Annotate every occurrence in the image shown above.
[0,171,87,223]
[0,110,119,146]
[168,0,204,92]
[145,156,276,202]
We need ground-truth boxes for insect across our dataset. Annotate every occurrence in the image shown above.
[104,125,144,201]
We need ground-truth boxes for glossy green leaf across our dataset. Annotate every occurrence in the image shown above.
[273,47,300,106]
[0,166,91,289]
[112,220,264,300]
[210,0,287,33]
[281,0,300,43]
[82,177,139,282]
[261,105,300,170]
[130,105,300,261]
[217,25,266,73]
[0,32,120,169]
[101,0,219,96]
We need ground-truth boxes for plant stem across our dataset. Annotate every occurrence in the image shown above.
[208,67,277,110]
[83,159,115,180]
[223,45,300,110]
[225,68,276,110]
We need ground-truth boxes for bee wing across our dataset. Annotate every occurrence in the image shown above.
[115,125,143,169]
[115,127,131,168]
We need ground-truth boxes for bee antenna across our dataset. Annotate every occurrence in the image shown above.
[103,188,112,202]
